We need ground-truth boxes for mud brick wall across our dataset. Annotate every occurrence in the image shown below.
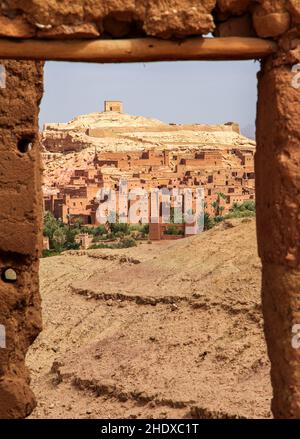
[0,60,43,418]
[0,0,299,41]
[256,44,300,418]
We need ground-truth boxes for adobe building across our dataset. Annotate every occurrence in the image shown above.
[0,0,300,420]
[43,147,255,227]
[104,100,123,113]
[75,233,94,250]
[149,222,195,240]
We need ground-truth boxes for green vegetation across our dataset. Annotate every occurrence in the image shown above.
[43,199,255,257]
[42,249,62,258]
[164,225,184,236]
[204,199,256,230]
[212,192,227,217]
[204,212,215,230]
[225,200,256,219]
[44,212,80,254]
[43,212,148,257]
[89,237,137,250]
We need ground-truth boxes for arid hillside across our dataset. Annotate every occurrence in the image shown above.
[27,218,271,419]
[42,110,256,188]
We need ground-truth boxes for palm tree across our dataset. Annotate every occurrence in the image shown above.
[212,192,226,217]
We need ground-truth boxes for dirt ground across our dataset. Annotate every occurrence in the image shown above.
[27,218,272,419]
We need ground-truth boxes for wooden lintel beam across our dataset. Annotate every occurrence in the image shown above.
[0,37,277,63]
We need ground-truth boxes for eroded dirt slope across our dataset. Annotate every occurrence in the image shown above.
[27,219,272,419]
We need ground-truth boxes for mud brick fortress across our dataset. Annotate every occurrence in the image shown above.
[42,102,255,228]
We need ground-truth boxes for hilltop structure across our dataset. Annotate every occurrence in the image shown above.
[104,100,123,113]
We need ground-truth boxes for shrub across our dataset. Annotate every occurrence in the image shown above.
[214,215,224,224]
[129,224,149,234]
[42,249,61,258]
[115,231,125,238]
[119,237,137,248]
[52,228,66,252]
[94,225,106,236]
[89,243,110,249]
[89,236,137,250]
[164,225,184,236]
[110,223,130,235]
[204,213,215,230]
[64,242,80,250]
[226,200,256,219]
[80,226,95,235]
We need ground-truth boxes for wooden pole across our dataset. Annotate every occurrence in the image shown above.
[0,37,277,62]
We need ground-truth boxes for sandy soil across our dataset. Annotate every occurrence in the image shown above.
[27,218,272,419]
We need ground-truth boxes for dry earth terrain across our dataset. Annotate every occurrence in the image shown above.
[42,111,256,189]
[27,218,272,419]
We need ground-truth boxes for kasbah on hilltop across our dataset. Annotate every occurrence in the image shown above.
[42,100,255,245]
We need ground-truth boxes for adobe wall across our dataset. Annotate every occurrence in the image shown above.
[256,46,300,418]
[0,60,43,418]
[0,0,300,419]
[104,101,123,113]
[0,0,298,41]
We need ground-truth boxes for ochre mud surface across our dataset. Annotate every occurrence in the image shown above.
[256,54,300,418]
[0,60,43,418]
[27,219,271,419]
[0,1,300,40]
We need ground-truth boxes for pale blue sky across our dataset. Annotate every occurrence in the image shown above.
[40,60,260,138]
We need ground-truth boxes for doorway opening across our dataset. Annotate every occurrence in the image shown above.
[24,59,271,419]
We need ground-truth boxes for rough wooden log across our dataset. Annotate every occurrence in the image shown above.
[0,37,277,62]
